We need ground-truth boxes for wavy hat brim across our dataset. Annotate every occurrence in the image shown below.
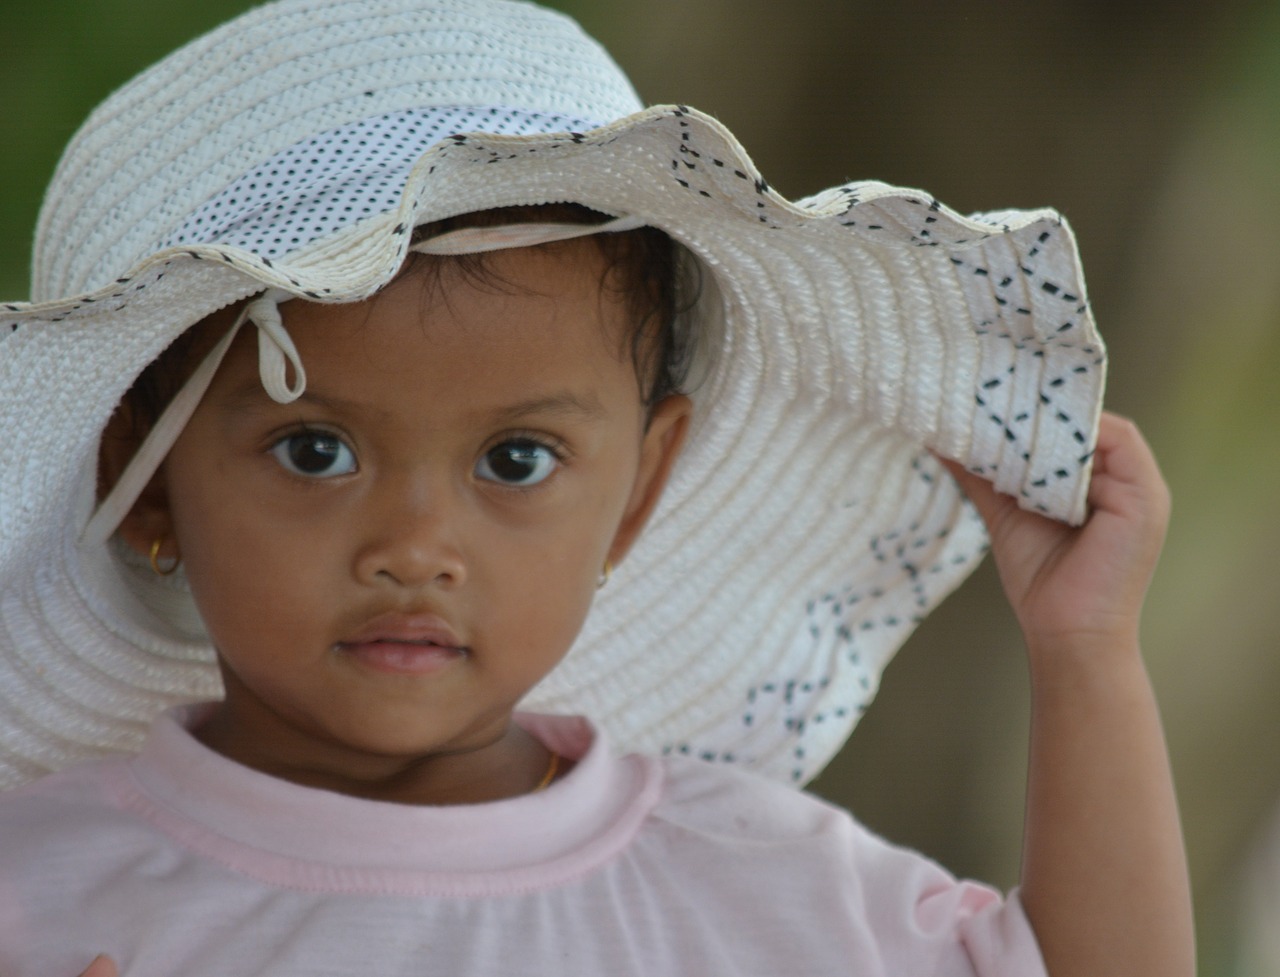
[0,0,1104,789]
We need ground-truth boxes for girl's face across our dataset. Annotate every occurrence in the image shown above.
[118,242,690,801]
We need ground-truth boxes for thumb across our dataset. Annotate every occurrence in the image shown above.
[79,955,118,977]
[933,455,1013,531]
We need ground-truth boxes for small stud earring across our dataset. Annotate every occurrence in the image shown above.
[597,560,612,590]
[149,538,181,577]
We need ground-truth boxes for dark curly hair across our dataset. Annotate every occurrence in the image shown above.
[120,203,697,437]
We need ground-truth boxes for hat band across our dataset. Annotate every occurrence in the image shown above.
[82,215,645,548]
[156,106,606,258]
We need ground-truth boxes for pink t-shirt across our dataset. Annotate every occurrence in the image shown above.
[0,709,1045,976]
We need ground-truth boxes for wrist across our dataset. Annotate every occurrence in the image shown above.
[1024,632,1147,692]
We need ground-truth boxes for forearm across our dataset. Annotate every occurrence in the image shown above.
[1019,638,1194,977]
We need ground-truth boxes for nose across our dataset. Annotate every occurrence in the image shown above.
[352,476,467,590]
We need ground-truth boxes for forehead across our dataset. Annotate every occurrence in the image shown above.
[210,241,638,406]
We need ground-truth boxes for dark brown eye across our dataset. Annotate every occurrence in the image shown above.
[271,431,356,478]
[476,439,557,486]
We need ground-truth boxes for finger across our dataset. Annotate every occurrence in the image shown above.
[79,955,118,977]
[1085,414,1170,519]
[933,454,1017,531]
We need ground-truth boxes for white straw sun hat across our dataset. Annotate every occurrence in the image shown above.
[0,0,1103,789]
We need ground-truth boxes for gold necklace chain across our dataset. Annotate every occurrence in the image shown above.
[534,751,560,792]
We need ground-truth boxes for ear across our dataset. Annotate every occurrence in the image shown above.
[607,394,693,567]
[97,403,178,561]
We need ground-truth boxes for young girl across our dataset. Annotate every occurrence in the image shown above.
[0,1,1192,975]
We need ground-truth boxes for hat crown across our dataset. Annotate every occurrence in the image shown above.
[31,0,642,301]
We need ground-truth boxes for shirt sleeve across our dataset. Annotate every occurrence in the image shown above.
[846,818,1049,977]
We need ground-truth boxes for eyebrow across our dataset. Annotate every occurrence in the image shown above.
[219,379,606,424]
[219,379,389,421]
[482,391,607,425]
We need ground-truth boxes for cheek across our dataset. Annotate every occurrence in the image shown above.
[170,489,330,640]
[477,520,605,656]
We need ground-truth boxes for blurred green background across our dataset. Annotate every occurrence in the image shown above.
[3,1,1278,972]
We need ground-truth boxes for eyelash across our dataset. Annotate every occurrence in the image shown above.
[264,426,571,490]
[268,425,358,480]
[475,431,570,490]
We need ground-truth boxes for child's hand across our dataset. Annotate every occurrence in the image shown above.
[946,411,1193,977]
[76,956,117,977]
[940,412,1170,655]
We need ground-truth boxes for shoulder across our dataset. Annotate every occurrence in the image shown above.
[652,752,857,843]
[0,757,156,862]
[644,753,997,904]
[1,756,128,814]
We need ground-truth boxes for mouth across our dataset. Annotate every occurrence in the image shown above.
[335,613,468,676]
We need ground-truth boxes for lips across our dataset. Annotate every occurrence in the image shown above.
[335,612,468,676]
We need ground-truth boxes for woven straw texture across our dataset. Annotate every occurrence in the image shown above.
[0,0,1104,788]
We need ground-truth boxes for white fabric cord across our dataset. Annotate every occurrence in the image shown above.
[83,288,300,547]
[411,216,646,255]
[83,220,640,548]
[251,291,307,403]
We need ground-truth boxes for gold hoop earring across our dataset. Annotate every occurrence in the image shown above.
[149,538,180,577]
[597,561,612,590]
